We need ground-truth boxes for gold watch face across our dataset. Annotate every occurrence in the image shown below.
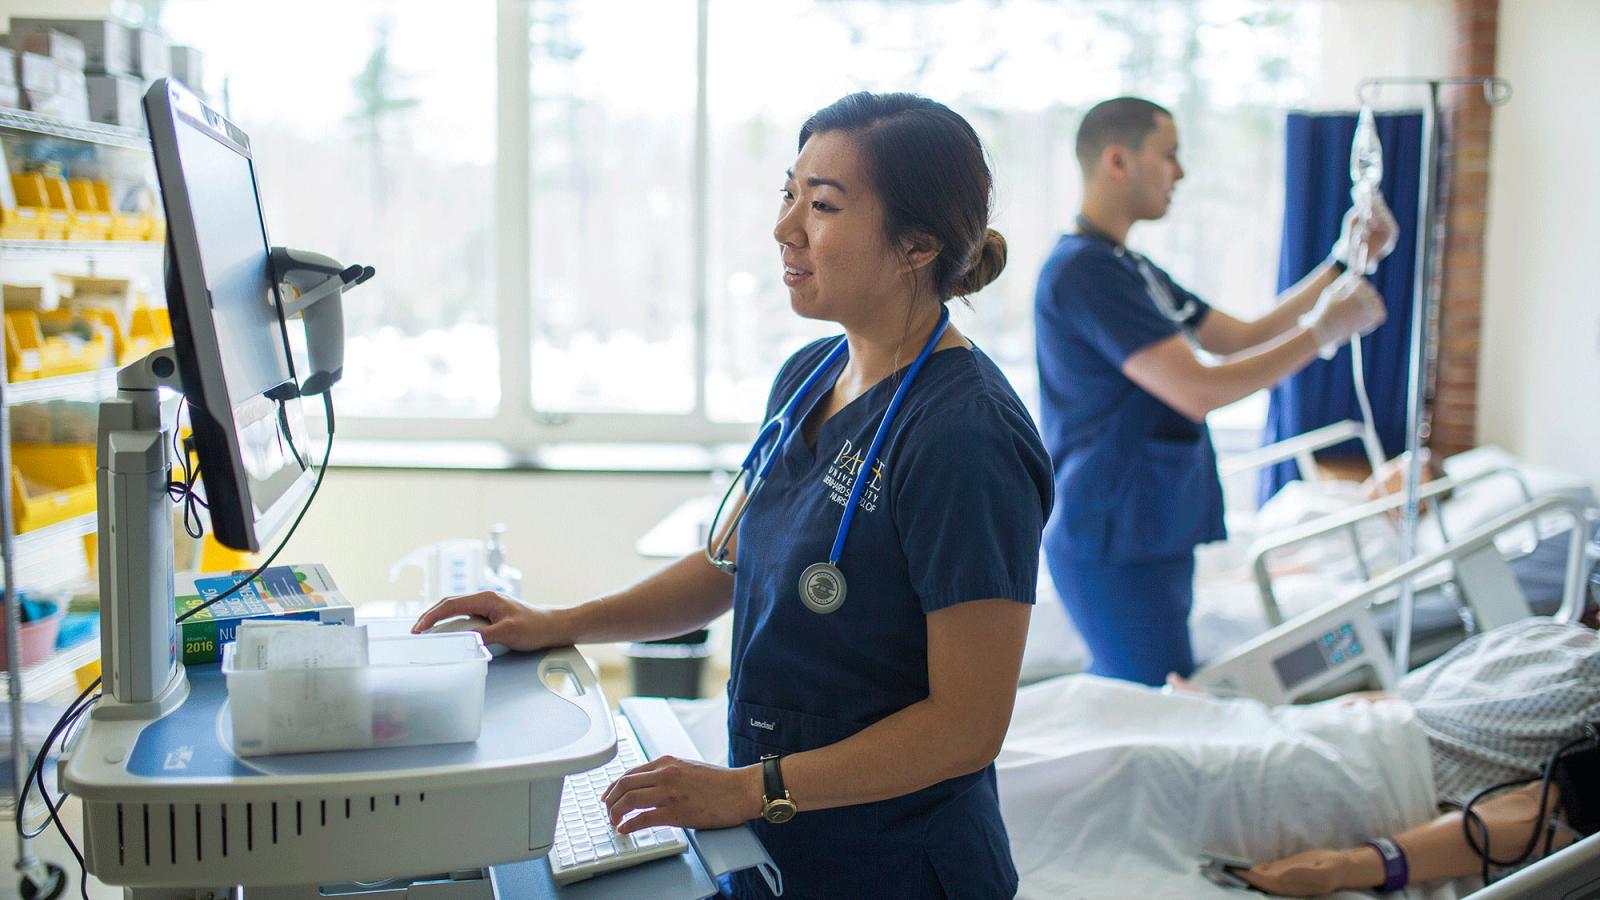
[763,798,798,824]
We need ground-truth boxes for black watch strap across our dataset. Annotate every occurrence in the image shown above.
[761,753,785,801]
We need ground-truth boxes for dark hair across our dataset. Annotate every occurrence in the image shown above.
[799,92,1005,301]
[1075,97,1172,171]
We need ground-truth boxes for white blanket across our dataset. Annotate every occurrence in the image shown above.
[1000,676,1450,899]
[670,678,1452,899]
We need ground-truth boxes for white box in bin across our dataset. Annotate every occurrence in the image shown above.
[9,18,133,76]
[222,632,492,757]
[12,29,87,72]
[132,27,167,79]
[87,74,141,127]
[169,45,203,93]
[15,51,56,94]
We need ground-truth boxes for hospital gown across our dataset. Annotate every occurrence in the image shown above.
[1400,618,1600,806]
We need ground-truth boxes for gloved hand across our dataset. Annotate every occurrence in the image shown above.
[1299,272,1387,359]
[1330,191,1400,273]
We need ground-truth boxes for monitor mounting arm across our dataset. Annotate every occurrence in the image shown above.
[96,347,189,718]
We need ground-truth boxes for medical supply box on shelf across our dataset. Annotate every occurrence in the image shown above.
[174,563,355,664]
[221,631,492,757]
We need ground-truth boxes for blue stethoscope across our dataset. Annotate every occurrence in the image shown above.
[705,305,951,614]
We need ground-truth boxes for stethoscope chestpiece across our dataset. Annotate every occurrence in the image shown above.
[798,561,847,614]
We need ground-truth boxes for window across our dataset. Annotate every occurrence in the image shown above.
[528,0,699,416]
[161,0,499,420]
[160,0,1322,447]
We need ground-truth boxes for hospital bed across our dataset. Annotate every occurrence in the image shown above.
[665,495,1600,898]
[1187,494,1600,896]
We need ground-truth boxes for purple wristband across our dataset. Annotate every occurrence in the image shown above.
[1364,837,1409,893]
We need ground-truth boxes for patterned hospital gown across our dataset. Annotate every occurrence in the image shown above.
[1398,618,1600,806]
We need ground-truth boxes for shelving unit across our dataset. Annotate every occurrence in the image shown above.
[0,105,165,860]
[0,107,149,150]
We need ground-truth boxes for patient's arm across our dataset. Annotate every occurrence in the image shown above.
[1240,781,1575,896]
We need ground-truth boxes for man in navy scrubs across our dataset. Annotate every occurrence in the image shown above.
[1034,97,1396,685]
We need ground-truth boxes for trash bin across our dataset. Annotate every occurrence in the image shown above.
[626,629,712,699]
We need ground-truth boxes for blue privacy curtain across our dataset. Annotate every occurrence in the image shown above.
[1259,111,1425,504]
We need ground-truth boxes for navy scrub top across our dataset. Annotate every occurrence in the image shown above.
[1034,233,1227,565]
[725,337,1052,900]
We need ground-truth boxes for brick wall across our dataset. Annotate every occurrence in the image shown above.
[1431,0,1500,458]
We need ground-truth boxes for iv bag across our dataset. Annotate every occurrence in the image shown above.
[1351,106,1384,198]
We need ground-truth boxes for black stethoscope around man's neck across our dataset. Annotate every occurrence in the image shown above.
[1074,214,1197,325]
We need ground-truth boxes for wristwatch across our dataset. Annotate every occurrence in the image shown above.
[759,754,798,824]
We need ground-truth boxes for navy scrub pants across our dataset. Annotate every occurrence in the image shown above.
[1050,553,1196,686]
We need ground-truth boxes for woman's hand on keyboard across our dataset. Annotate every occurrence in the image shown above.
[601,756,763,834]
[410,591,568,651]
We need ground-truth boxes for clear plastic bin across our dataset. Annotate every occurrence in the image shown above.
[221,632,491,757]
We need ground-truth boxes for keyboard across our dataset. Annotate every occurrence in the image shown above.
[548,714,692,884]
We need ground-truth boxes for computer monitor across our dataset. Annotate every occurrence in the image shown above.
[143,78,315,552]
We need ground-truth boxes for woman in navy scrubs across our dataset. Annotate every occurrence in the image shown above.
[418,92,1051,898]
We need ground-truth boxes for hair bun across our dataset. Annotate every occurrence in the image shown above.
[952,228,1007,297]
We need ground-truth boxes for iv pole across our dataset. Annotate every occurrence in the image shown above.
[1355,75,1512,675]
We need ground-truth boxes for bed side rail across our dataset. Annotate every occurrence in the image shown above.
[1192,495,1594,704]
[1247,464,1536,625]
[1218,420,1378,481]
[1465,831,1600,898]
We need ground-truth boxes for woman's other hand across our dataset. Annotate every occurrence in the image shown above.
[410,591,569,652]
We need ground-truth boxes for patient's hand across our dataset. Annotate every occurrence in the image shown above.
[1335,690,1394,707]
[1164,673,1204,695]
[1240,846,1383,897]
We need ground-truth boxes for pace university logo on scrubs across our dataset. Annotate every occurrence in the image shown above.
[823,439,885,512]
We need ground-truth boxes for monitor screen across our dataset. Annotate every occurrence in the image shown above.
[172,120,291,404]
[146,78,313,551]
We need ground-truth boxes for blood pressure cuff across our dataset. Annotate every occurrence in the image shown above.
[1554,742,1600,836]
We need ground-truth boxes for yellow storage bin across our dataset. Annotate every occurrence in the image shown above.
[68,178,104,213]
[4,310,115,381]
[11,173,74,240]
[110,212,146,241]
[68,211,112,241]
[78,305,171,365]
[0,205,44,240]
[126,305,173,356]
[10,443,96,534]
[12,171,49,208]
[40,174,72,212]
[201,533,258,573]
[75,656,102,692]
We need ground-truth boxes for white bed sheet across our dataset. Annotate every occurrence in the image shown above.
[999,675,1448,899]
[666,678,1451,899]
